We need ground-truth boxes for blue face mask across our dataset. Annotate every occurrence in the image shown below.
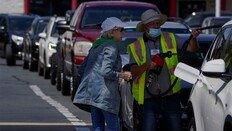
[148,28,161,38]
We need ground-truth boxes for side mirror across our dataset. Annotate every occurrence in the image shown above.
[202,59,225,73]
[174,62,200,84]
[56,20,71,32]
[38,32,46,39]
[201,59,231,78]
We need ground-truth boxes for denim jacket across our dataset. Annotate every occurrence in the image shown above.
[73,41,122,115]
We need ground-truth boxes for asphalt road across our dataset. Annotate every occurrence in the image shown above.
[0,58,91,131]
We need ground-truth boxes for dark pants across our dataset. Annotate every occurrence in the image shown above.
[142,94,181,131]
[91,106,120,131]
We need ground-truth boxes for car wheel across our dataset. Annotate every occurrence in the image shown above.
[43,58,50,79]
[56,63,61,91]
[38,61,44,76]
[188,117,196,131]
[23,60,29,69]
[70,65,81,101]
[50,55,56,85]
[61,61,70,96]
[6,44,16,66]
[29,54,38,71]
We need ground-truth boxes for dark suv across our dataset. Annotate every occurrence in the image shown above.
[22,16,50,71]
[0,14,35,65]
[59,1,160,96]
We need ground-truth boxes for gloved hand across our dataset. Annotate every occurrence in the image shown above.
[152,54,164,67]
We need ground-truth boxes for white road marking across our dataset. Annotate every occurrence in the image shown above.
[29,85,88,126]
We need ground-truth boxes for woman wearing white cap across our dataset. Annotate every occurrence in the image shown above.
[73,17,131,131]
[128,9,201,131]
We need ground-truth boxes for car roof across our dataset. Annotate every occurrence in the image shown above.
[162,21,189,29]
[124,21,189,29]
[223,20,232,27]
[83,1,160,12]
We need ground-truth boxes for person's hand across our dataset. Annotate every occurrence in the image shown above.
[191,29,202,38]
[119,71,132,81]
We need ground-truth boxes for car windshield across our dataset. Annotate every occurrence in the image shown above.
[35,20,49,35]
[81,6,157,29]
[211,18,231,34]
[51,21,66,37]
[9,17,34,32]
[184,15,207,27]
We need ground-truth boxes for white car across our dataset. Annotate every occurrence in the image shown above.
[174,20,232,131]
[38,17,65,79]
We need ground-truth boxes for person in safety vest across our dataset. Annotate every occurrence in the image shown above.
[73,17,132,131]
[127,9,201,131]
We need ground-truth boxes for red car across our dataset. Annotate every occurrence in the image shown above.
[58,1,161,96]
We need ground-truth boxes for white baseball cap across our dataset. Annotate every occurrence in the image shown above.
[101,17,127,33]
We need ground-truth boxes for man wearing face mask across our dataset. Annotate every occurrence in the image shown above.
[128,9,201,131]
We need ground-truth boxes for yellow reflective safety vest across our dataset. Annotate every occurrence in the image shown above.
[128,33,181,104]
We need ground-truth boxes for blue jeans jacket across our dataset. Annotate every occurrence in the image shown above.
[73,41,122,115]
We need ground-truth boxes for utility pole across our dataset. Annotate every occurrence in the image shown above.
[215,0,221,17]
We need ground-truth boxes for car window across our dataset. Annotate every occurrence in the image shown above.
[35,19,49,35]
[9,17,34,32]
[81,6,156,29]
[208,27,232,60]
[224,30,232,73]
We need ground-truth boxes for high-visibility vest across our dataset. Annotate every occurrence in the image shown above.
[128,33,181,104]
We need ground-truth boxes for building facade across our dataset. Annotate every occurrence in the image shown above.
[1,0,231,19]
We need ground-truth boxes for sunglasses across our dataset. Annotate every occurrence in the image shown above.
[113,28,124,32]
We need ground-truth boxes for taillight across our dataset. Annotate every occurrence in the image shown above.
[74,56,86,65]
[73,41,92,65]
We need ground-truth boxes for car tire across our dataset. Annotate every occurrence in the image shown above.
[38,61,44,76]
[50,54,57,85]
[29,55,38,71]
[43,58,50,79]
[23,60,29,69]
[56,62,61,91]
[188,117,196,131]
[70,64,80,101]
[61,60,70,96]
[6,44,16,66]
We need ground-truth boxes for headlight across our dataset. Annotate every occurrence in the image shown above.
[11,35,23,45]
[48,42,57,51]
[74,41,92,56]
[35,42,40,46]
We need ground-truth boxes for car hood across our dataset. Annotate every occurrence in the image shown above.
[78,29,101,42]
[10,31,26,37]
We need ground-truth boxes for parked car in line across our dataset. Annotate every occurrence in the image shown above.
[202,16,232,34]
[50,10,75,87]
[174,20,232,131]
[58,1,161,96]
[184,11,232,28]
[0,14,35,65]
[22,16,50,71]
[38,16,65,79]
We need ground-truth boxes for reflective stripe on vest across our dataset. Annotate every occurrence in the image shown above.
[128,38,146,104]
[160,33,181,94]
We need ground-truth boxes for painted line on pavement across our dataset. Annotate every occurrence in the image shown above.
[29,85,88,127]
